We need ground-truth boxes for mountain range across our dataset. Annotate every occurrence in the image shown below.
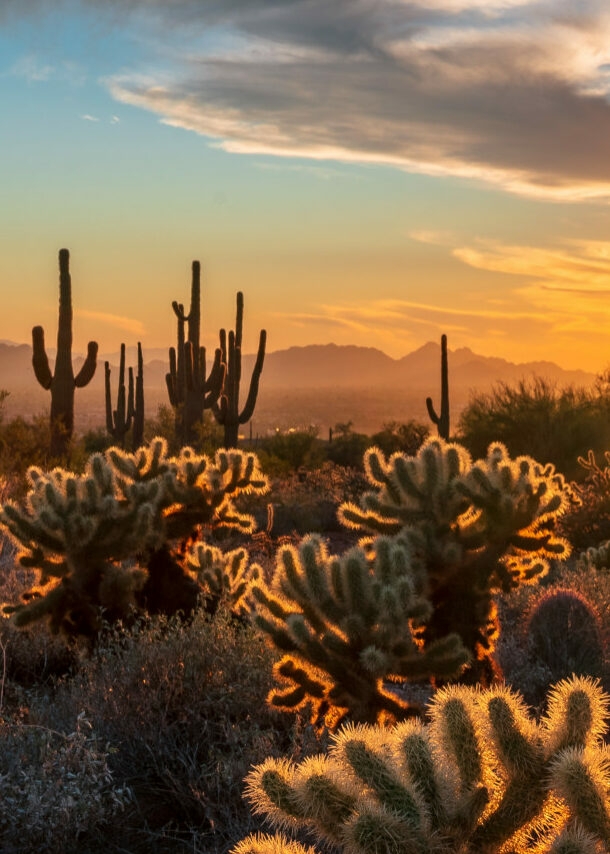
[0,340,597,436]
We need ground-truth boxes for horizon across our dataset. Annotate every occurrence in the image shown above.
[3,3,610,373]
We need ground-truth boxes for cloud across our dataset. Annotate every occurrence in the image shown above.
[81,113,99,121]
[5,1,610,198]
[76,309,145,336]
[452,237,610,339]
[99,0,610,200]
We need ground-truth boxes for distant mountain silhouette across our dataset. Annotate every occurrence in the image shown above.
[0,340,597,435]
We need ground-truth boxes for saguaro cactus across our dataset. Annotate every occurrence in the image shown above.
[132,342,145,450]
[105,343,134,447]
[236,676,610,854]
[32,249,98,457]
[213,291,266,447]
[166,261,225,447]
[426,333,450,440]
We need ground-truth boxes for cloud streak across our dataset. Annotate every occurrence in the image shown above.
[76,308,145,336]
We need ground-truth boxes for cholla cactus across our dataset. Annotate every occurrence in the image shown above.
[338,439,572,683]
[251,534,469,727]
[236,676,610,854]
[0,437,269,636]
[184,540,260,615]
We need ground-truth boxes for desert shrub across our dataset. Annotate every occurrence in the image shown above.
[370,420,429,457]
[0,711,130,853]
[256,427,326,476]
[233,463,368,538]
[0,414,52,496]
[30,606,320,854]
[559,449,610,550]
[458,376,610,480]
[326,429,370,469]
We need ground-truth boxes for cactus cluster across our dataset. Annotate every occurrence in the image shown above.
[166,261,226,447]
[252,534,469,727]
[338,438,572,684]
[236,675,610,854]
[0,437,268,637]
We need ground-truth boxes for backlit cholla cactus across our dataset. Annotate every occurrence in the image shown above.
[235,676,610,854]
[338,438,573,683]
[251,534,469,727]
[184,540,260,615]
[0,437,269,636]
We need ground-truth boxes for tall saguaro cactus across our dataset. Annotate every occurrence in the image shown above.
[132,341,145,451]
[213,291,266,448]
[32,249,98,457]
[166,261,225,448]
[426,333,450,440]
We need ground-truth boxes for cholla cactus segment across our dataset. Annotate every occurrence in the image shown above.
[237,677,610,854]
[184,539,260,614]
[251,534,469,726]
[232,834,318,854]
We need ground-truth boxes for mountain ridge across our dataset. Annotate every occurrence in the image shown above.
[0,340,597,435]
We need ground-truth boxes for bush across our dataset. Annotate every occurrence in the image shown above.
[28,607,320,853]
[458,376,610,480]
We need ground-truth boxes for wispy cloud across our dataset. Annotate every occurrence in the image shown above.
[452,237,610,338]
[81,113,99,122]
[76,309,145,337]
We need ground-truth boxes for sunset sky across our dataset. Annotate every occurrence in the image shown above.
[3,0,610,372]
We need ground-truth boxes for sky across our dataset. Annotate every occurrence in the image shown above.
[2,1,610,372]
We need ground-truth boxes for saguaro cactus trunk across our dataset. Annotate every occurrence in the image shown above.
[32,249,98,458]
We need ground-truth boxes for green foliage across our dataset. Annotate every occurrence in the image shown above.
[252,533,469,727]
[0,711,130,853]
[237,676,610,854]
[257,427,326,476]
[338,438,573,684]
[369,420,429,458]
[326,425,370,469]
[0,437,269,637]
[28,607,311,854]
[458,376,610,480]
[32,249,98,458]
